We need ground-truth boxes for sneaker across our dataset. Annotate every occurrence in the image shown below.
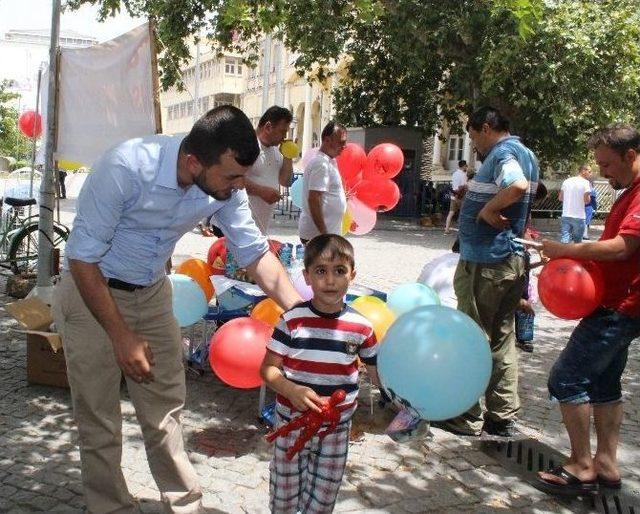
[431,420,481,437]
[482,418,518,438]
[516,341,534,353]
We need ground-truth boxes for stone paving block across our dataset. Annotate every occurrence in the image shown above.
[462,450,499,467]
[446,457,475,471]
[52,486,77,502]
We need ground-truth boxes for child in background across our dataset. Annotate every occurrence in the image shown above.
[261,234,379,513]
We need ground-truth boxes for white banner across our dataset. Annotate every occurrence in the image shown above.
[50,23,157,167]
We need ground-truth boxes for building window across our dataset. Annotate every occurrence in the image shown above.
[225,58,236,75]
[448,135,464,162]
[180,102,186,117]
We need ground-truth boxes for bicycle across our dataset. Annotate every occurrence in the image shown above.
[0,196,69,275]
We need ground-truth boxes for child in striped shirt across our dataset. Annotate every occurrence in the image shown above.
[261,234,379,513]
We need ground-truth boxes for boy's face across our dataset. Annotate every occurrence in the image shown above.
[303,255,355,312]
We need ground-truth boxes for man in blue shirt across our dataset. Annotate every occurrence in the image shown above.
[433,107,539,438]
[52,105,302,513]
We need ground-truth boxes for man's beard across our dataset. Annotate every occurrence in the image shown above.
[194,170,232,201]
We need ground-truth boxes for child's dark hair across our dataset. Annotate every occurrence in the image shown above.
[303,234,355,270]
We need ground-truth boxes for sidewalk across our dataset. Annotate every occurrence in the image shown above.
[0,208,636,513]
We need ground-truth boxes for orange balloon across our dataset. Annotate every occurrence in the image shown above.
[251,298,285,327]
[350,295,396,341]
[176,258,215,302]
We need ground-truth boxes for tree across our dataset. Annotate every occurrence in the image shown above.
[68,0,640,168]
[0,80,32,162]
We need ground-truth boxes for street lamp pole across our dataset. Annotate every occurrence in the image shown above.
[36,0,60,290]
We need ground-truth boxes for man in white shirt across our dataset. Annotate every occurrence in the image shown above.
[559,164,592,243]
[444,160,469,234]
[298,121,348,242]
[245,106,294,234]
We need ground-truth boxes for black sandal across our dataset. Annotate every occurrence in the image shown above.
[598,475,622,490]
[537,466,599,496]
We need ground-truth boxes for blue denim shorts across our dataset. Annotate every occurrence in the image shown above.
[548,308,640,404]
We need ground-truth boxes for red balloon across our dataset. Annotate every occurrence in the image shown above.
[538,259,604,320]
[363,143,404,180]
[207,237,227,275]
[18,110,43,138]
[208,317,273,388]
[268,239,283,255]
[353,179,401,212]
[207,237,283,275]
[336,143,366,185]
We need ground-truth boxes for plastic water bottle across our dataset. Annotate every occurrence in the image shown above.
[279,244,292,269]
[225,250,238,278]
[295,244,305,268]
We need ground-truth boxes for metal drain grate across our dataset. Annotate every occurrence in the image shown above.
[480,438,639,514]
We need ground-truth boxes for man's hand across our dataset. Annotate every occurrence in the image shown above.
[518,299,535,315]
[259,187,282,204]
[477,206,510,231]
[540,239,569,260]
[288,384,323,412]
[112,330,155,383]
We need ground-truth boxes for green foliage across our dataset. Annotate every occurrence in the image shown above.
[0,81,32,161]
[66,0,640,168]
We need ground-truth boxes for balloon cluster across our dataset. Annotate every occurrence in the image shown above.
[348,283,490,422]
[298,143,404,235]
[336,143,404,235]
[169,258,215,327]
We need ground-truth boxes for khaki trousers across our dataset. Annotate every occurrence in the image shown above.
[52,274,202,514]
[452,254,526,432]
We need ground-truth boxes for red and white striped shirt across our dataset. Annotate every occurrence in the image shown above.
[267,301,378,422]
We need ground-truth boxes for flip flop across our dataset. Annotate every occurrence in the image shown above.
[537,466,599,497]
[598,475,622,490]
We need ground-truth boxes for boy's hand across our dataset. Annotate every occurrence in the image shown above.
[288,384,323,412]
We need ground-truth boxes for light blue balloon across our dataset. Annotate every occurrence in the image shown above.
[378,305,491,421]
[290,177,304,209]
[387,282,440,316]
[169,274,208,327]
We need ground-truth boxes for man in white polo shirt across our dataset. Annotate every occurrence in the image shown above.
[298,121,348,243]
[559,164,592,243]
[245,106,294,234]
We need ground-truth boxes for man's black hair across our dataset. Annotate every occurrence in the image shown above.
[588,124,640,157]
[257,106,293,128]
[321,120,346,141]
[182,105,259,167]
[466,106,510,133]
[458,160,467,167]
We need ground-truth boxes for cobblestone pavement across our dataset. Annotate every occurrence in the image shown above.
[0,201,637,513]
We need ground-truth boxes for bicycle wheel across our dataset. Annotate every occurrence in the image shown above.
[8,223,68,275]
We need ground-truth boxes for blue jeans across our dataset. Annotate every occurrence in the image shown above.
[560,216,586,243]
[548,308,640,404]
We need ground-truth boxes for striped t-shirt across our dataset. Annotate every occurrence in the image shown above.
[267,301,378,423]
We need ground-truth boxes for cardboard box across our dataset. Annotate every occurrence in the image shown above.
[6,297,69,389]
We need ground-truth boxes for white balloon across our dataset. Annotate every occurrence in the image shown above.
[417,252,460,308]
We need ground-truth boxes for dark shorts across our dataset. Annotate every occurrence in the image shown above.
[548,308,640,404]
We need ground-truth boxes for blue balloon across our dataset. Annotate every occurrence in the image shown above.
[169,274,208,327]
[378,305,491,421]
[290,176,304,209]
[387,282,440,316]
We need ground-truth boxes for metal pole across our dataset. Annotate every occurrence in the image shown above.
[29,68,42,200]
[37,0,60,288]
